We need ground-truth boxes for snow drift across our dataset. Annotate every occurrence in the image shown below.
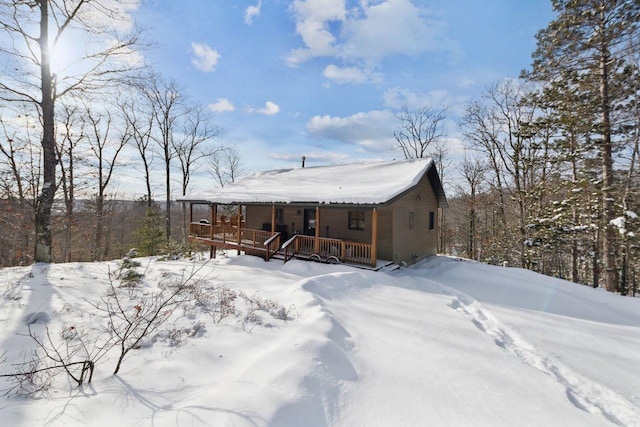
[1,254,639,426]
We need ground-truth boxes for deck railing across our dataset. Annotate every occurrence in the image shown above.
[189,222,212,238]
[189,223,272,245]
[263,233,281,261]
[282,234,373,267]
[190,223,374,267]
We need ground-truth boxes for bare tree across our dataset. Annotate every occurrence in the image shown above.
[460,80,546,267]
[56,101,85,262]
[0,107,41,265]
[174,104,223,198]
[393,104,447,159]
[119,92,155,206]
[143,75,185,241]
[0,113,28,202]
[82,99,132,260]
[459,100,508,230]
[430,139,452,253]
[0,0,143,262]
[456,154,486,260]
[210,145,243,188]
[173,104,223,242]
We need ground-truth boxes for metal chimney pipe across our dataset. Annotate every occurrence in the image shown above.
[301,156,306,168]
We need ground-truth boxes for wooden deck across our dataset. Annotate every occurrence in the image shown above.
[189,222,281,260]
[189,222,377,267]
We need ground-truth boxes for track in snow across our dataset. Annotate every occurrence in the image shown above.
[442,286,640,427]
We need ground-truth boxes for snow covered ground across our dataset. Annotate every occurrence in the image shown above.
[1,253,639,426]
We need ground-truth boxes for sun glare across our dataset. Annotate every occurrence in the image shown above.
[49,40,74,75]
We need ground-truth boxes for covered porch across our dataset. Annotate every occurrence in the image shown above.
[186,202,383,268]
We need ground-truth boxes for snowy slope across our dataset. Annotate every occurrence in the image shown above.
[0,254,639,426]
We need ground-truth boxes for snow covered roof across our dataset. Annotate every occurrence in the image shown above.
[180,158,448,207]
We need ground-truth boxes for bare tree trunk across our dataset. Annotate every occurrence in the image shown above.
[95,195,104,261]
[593,228,600,288]
[469,200,475,259]
[84,104,129,261]
[35,0,56,263]
[57,103,82,263]
[165,149,171,240]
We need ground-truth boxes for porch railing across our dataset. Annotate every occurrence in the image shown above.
[189,222,269,244]
[190,223,374,267]
[189,222,212,238]
[282,234,373,267]
[263,233,281,261]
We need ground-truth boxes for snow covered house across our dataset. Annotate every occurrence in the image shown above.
[179,158,448,268]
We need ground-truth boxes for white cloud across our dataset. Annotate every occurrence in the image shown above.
[248,101,280,116]
[458,78,476,89]
[382,87,468,116]
[209,98,235,113]
[383,87,448,110]
[244,1,262,25]
[286,0,346,66]
[342,0,460,62]
[79,0,140,32]
[191,42,220,72]
[102,38,145,69]
[287,0,461,71]
[306,110,396,152]
[259,101,280,115]
[322,64,382,84]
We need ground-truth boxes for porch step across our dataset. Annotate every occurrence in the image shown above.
[269,250,397,272]
[270,252,285,260]
[376,261,399,273]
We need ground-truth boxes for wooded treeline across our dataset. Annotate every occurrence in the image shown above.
[2,0,640,297]
[438,0,640,295]
[0,0,240,267]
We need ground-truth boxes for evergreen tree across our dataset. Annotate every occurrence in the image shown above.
[525,0,640,292]
[135,205,165,257]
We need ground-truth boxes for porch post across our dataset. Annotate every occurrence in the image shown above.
[371,208,378,267]
[214,203,218,240]
[237,204,242,255]
[210,204,216,259]
[271,204,276,236]
[188,203,194,239]
[314,206,320,254]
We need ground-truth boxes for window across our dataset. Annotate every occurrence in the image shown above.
[276,208,284,223]
[348,211,365,230]
[429,211,435,230]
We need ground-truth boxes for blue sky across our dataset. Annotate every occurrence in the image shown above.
[132,0,555,186]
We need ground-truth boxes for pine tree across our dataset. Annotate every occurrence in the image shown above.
[135,206,165,257]
[525,0,640,292]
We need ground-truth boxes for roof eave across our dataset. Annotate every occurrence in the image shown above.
[383,161,448,208]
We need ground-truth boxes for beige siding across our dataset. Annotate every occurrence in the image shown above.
[244,205,394,261]
[376,209,393,261]
[319,208,367,242]
[242,173,439,266]
[389,174,439,265]
[245,205,273,230]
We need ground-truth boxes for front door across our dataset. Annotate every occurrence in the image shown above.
[303,208,316,236]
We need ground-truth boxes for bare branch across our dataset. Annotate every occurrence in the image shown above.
[393,104,447,159]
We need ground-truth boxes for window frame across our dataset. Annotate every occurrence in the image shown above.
[348,210,365,231]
